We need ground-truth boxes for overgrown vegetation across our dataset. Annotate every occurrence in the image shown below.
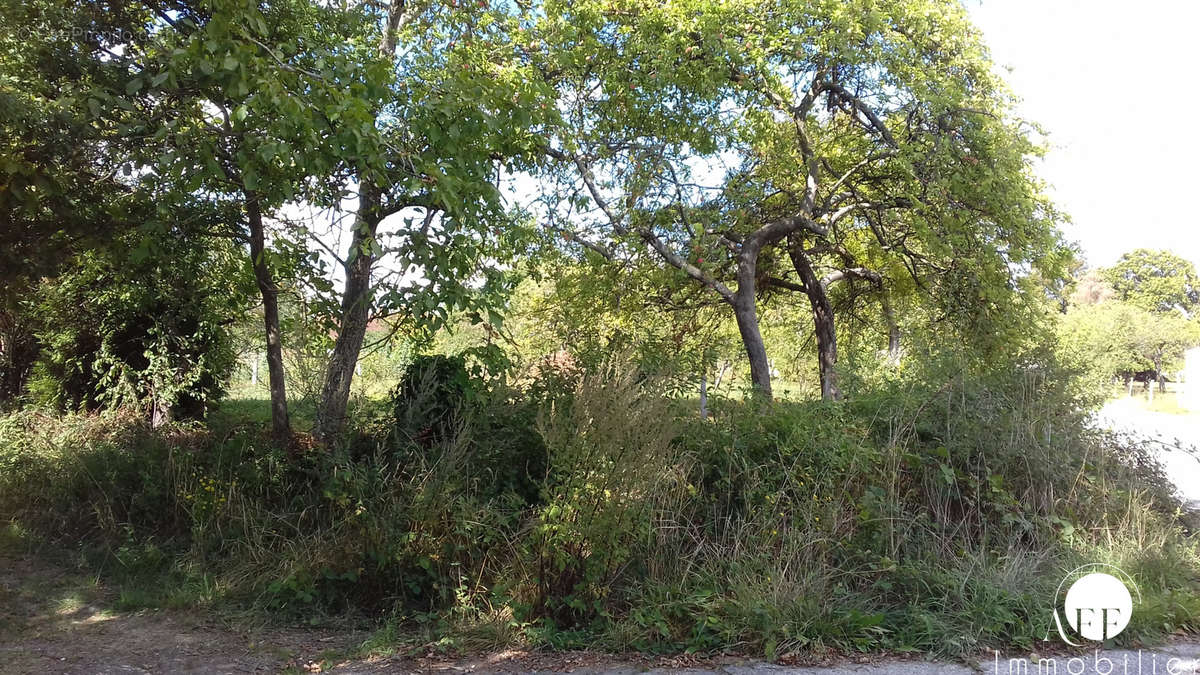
[3,347,1197,658]
[3,0,1200,663]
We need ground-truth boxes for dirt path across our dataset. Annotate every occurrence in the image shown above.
[0,551,727,674]
[0,552,359,673]
[4,551,1200,674]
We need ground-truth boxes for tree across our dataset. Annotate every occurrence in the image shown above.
[0,0,146,401]
[1129,310,1198,392]
[17,0,549,441]
[311,0,553,441]
[0,0,349,435]
[534,0,1066,398]
[117,0,391,440]
[1060,297,1200,395]
[505,252,743,396]
[1103,249,1199,316]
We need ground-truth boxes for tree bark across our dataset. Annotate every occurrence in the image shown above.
[150,393,171,428]
[789,240,840,401]
[247,195,290,440]
[315,206,379,442]
[734,245,773,397]
[713,359,730,390]
[881,292,901,366]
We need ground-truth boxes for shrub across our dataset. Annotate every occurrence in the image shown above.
[391,354,478,446]
[519,361,680,627]
[27,236,250,424]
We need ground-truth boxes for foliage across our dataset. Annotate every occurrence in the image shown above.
[1103,249,1200,315]
[390,354,479,447]
[1059,277,1200,392]
[0,0,141,275]
[523,361,679,626]
[0,0,159,402]
[28,234,251,421]
[0,283,39,404]
[3,0,1200,663]
[502,259,742,389]
[530,0,1069,393]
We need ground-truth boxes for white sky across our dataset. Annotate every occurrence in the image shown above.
[969,0,1200,271]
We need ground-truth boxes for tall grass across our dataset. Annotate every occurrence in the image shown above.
[1,357,1197,658]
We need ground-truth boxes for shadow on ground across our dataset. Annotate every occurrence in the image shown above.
[2,551,1198,674]
[0,552,354,674]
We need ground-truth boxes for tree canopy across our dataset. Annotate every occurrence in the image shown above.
[2,0,1075,416]
[1103,248,1200,316]
[531,0,1067,396]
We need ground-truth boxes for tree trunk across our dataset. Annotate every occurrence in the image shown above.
[699,369,708,420]
[733,299,772,397]
[247,196,290,440]
[881,293,901,366]
[733,245,773,397]
[789,241,840,401]
[315,207,379,442]
[150,393,171,428]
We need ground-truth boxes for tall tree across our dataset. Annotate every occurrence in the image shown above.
[23,0,547,440]
[312,0,412,442]
[1103,249,1199,316]
[120,0,384,439]
[312,0,552,441]
[535,0,1066,398]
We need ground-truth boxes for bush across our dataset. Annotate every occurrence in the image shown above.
[27,236,250,423]
[600,354,1199,656]
[519,362,680,627]
[391,354,478,445]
